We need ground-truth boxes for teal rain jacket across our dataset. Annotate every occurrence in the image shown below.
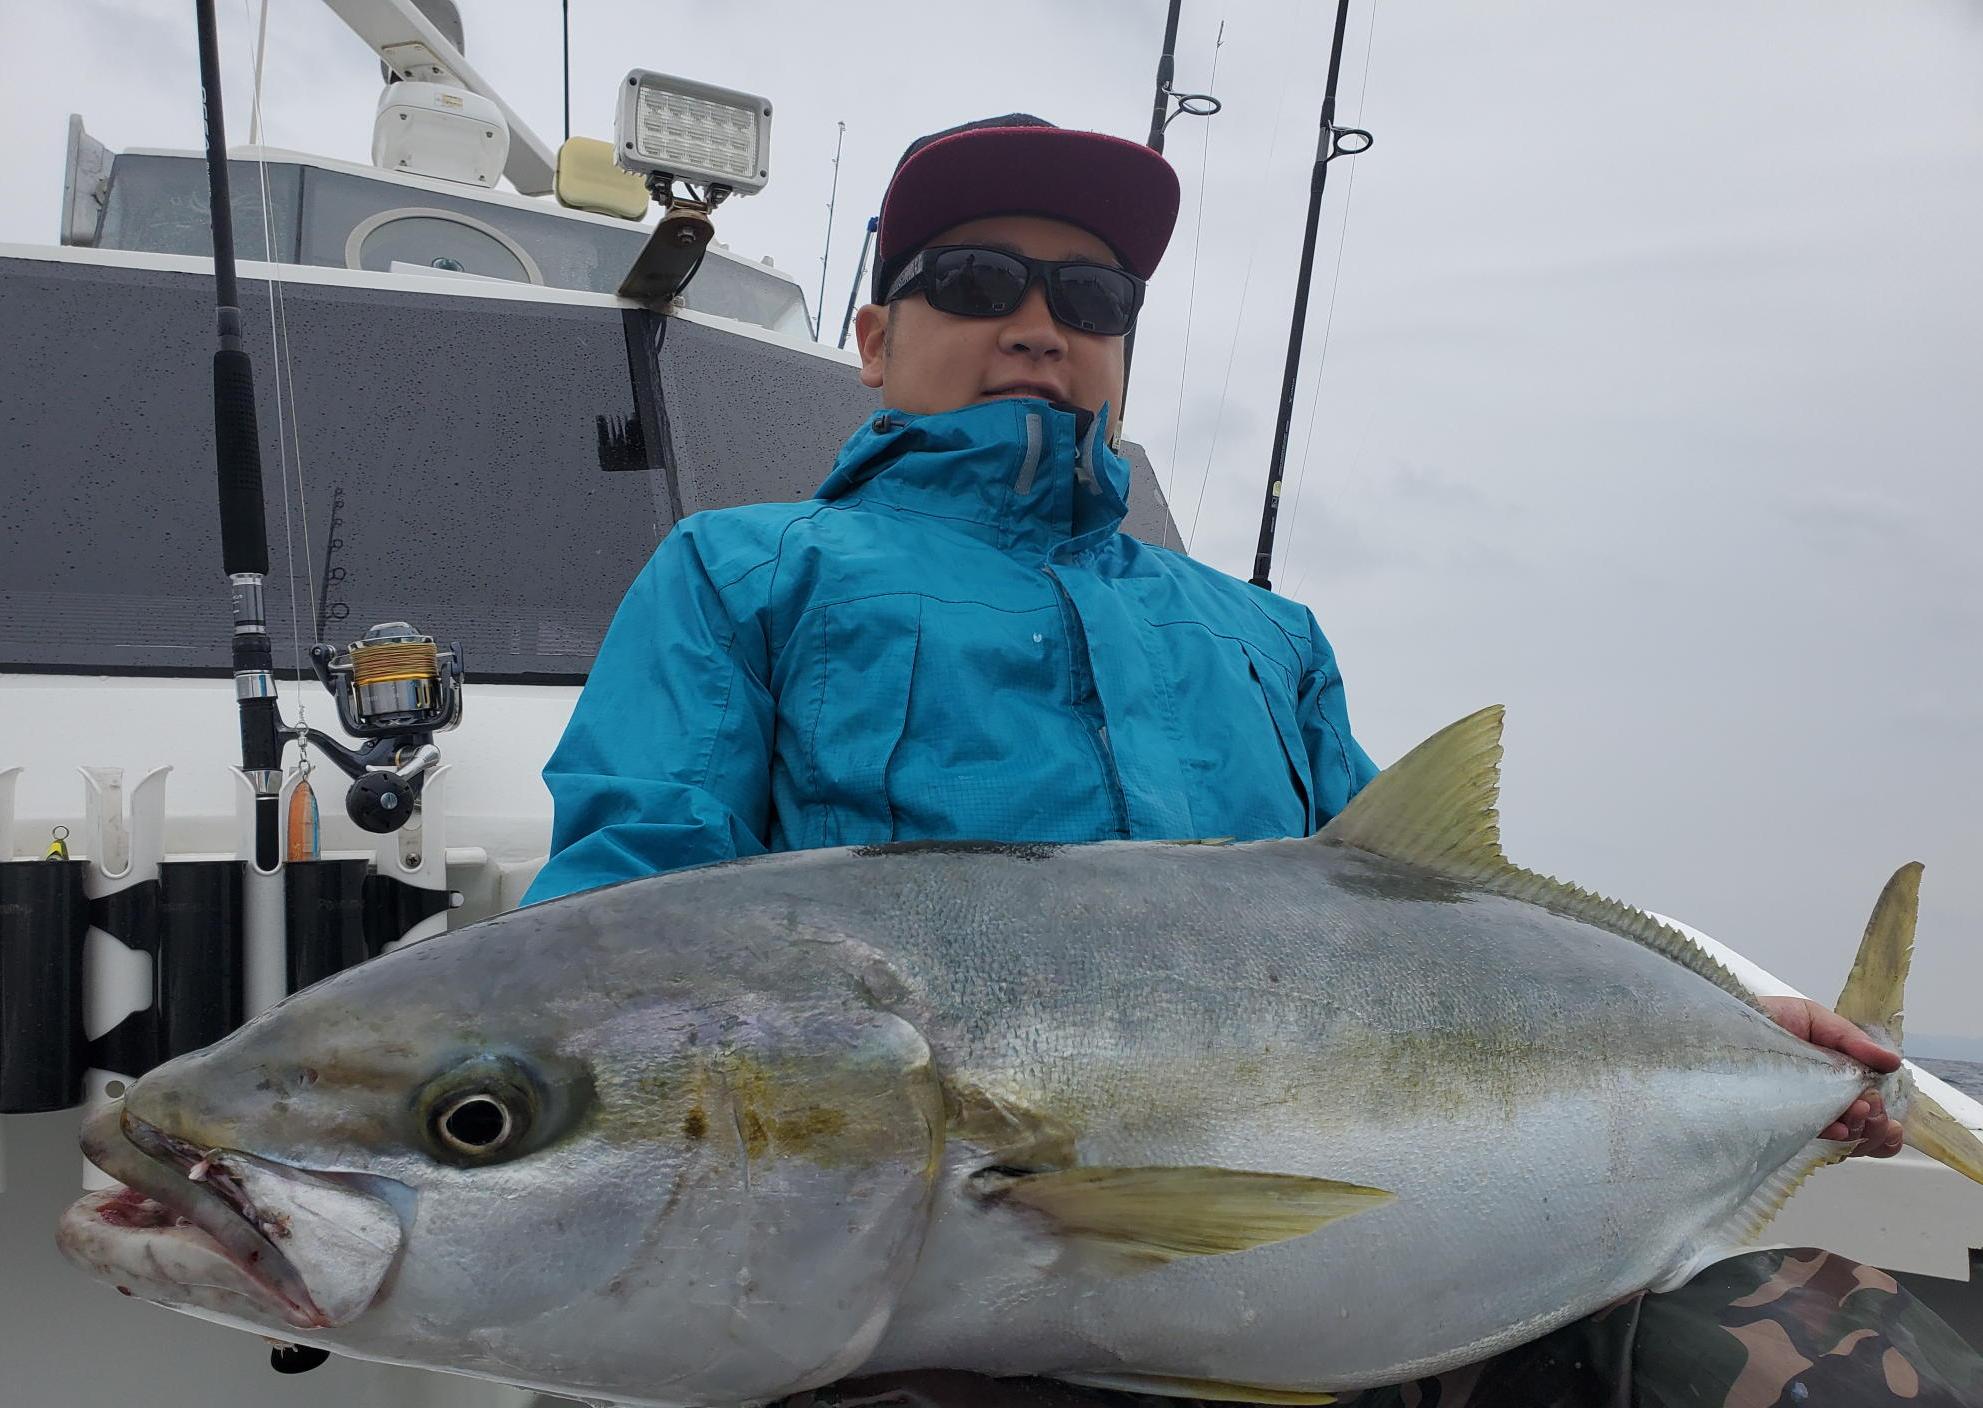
[524,398,1378,905]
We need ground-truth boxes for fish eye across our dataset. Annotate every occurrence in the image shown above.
[434,1092,518,1156]
[415,1057,541,1165]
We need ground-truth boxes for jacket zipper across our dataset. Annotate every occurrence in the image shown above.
[1042,564,1130,838]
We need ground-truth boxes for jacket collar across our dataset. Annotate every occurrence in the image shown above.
[815,399,1132,560]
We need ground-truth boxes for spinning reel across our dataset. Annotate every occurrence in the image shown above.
[286,622,466,834]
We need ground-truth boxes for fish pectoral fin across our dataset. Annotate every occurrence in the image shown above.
[978,1165,1393,1266]
[1059,1372,1336,1404]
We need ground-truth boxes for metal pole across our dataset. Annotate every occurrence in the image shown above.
[1249,0,1369,591]
[814,121,846,341]
[562,0,571,142]
[195,0,282,875]
[837,215,878,350]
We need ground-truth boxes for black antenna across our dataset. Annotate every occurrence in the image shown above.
[195,0,283,872]
[1249,0,1371,591]
[562,0,571,142]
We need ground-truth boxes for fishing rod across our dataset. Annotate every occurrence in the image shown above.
[1248,0,1371,591]
[195,0,282,876]
[194,0,461,902]
[813,121,847,341]
[1123,0,1220,419]
[837,214,878,349]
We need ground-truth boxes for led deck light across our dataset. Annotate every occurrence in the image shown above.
[614,70,771,195]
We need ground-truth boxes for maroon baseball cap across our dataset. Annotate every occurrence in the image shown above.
[872,114,1181,304]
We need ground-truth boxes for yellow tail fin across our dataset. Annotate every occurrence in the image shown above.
[1833,862,1983,1187]
[1904,1081,1983,1188]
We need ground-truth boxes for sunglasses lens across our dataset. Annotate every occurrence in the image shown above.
[1049,265,1140,335]
[924,248,1030,317]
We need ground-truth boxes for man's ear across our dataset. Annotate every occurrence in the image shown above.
[854,303,889,391]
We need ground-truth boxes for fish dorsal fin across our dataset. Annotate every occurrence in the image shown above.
[978,1165,1393,1268]
[1834,862,1920,1051]
[1319,706,1766,1012]
[1317,705,1510,877]
[1060,1373,1336,1405]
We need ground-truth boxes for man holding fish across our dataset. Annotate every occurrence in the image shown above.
[519,118,1973,1404]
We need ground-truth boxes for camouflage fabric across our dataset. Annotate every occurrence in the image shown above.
[788,1251,1983,1408]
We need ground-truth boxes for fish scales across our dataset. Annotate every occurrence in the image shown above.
[666,836,1859,1387]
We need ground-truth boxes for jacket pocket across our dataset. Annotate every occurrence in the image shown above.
[1241,640,1315,836]
[795,595,922,847]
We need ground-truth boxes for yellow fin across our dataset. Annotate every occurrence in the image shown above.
[1061,1373,1335,1404]
[982,1165,1393,1266]
[1834,863,1921,1051]
[1652,1136,1855,1292]
[1317,706,1766,1013]
[1316,704,1509,873]
[1904,1084,1983,1188]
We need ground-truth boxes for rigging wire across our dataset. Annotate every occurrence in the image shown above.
[1160,18,1226,552]
[1183,25,1301,555]
[1279,0,1381,601]
[242,0,316,749]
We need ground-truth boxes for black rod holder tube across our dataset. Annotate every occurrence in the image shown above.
[196,0,284,869]
[0,861,90,1112]
[1251,0,1360,591]
[157,861,244,1060]
[284,860,370,993]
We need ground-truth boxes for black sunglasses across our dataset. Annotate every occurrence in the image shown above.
[885,245,1146,336]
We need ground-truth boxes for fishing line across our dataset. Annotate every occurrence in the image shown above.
[241,0,317,747]
[1161,18,1225,552]
[1279,0,1381,593]
[1183,21,1300,555]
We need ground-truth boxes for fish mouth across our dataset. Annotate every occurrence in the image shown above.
[67,1105,340,1329]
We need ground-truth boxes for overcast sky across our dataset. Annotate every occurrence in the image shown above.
[2,0,1978,1039]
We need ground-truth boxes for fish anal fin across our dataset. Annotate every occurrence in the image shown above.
[1651,1136,1855,1293]
[980,1165,1393,1268]
[1834,862,1921,1052]
[1060,1373,1335,1404]
[1317,706,1766,1012]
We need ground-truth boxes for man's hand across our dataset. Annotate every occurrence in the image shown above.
[1760,995,1904,1158]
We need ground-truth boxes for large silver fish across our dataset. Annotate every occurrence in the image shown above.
[55,708,1983,1406]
